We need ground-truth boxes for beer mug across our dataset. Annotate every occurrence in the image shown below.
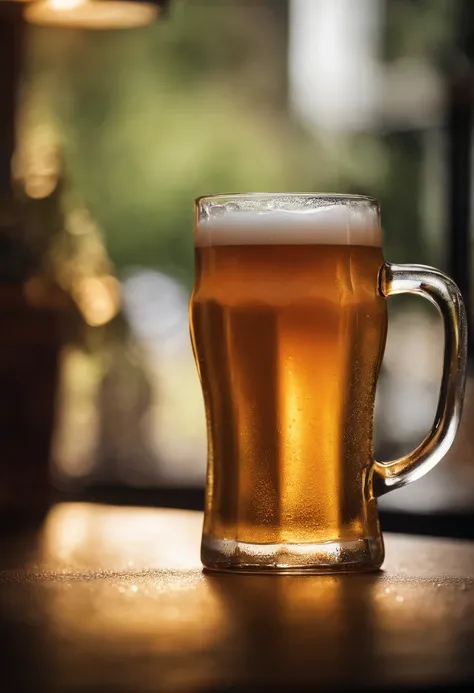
[190,193,467,573]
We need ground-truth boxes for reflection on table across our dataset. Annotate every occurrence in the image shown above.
[1,503,474,692]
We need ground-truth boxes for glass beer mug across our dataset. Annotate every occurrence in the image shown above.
[190,194,467,573]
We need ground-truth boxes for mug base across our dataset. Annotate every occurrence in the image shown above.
[201,535,384,574]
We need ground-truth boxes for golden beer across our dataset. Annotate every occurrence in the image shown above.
[190,194,467,572]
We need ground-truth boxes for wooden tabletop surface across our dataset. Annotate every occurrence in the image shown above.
[1,502,474,692]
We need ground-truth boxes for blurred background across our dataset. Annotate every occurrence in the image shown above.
[1,0,474,535]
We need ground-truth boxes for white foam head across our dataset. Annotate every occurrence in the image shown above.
[195,195,381,247]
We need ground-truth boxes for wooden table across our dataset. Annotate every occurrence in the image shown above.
[1,503,474,692]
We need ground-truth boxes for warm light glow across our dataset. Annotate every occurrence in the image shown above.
[51,0,83,10]
[51,205,120,326]
[25,0,159,29]
[24,505,474,692]
[24,173,58,199]
[36,504,225,688]
[51,347,101,479]
[40,503,204,571]
[67,208,95,236]
[12,124,60,200]
[73,275,121,327]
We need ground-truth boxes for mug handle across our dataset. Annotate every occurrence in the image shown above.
[373,263,468,496]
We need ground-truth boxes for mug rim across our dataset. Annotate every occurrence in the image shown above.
[195,192,379,205]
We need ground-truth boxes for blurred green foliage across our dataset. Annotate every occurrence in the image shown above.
[383,0,455,64]
[24,0,456,288]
